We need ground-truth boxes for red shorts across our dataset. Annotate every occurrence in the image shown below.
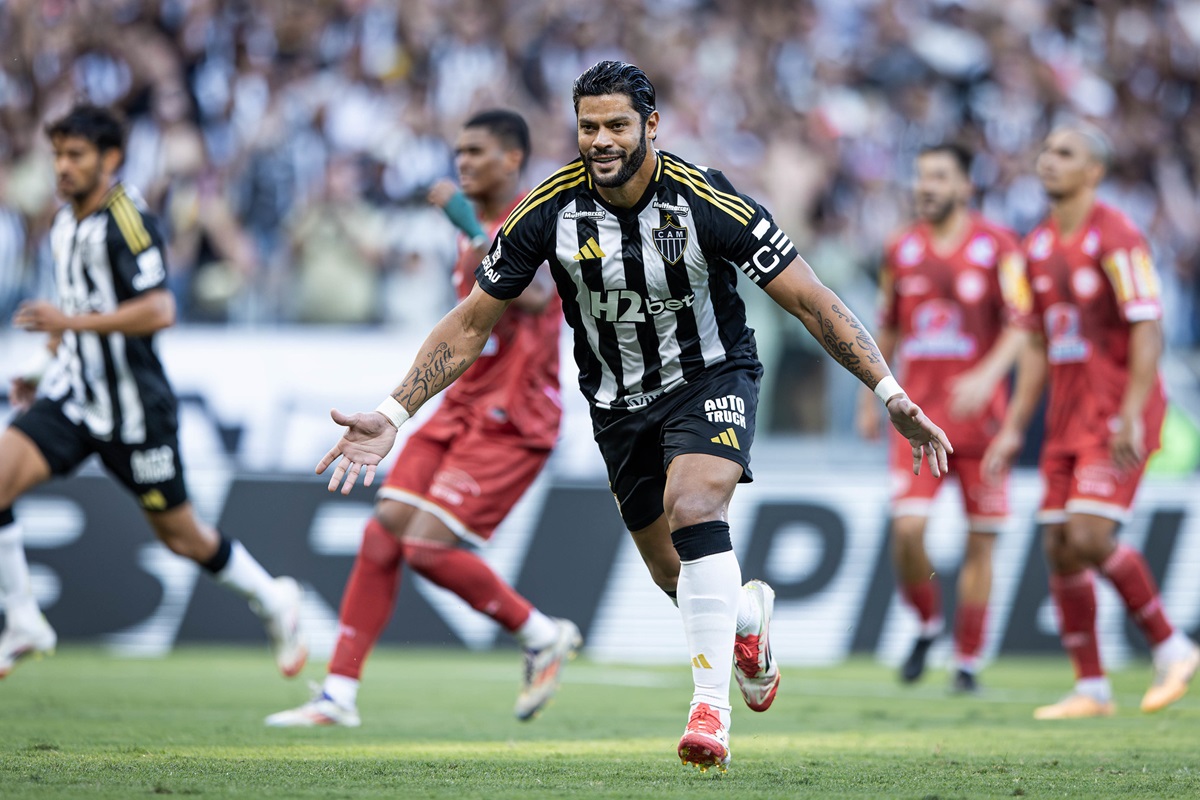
[1038,447,1146,524]
[889,441,1008,531]
[378,409,552,546]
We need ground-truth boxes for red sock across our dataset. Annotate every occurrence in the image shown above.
[1100,544,1174,647]
[901,577,942,627]
[1049,570,1103,679]
[328,520,404,680]
[402,539,532,632]
[954,602,987,663]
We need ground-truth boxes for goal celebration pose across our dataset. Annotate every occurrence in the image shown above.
[315,62,952,771]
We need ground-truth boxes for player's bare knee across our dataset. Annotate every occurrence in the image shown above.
[373,498,413,536]
[1062,517,1115,566]
[663,493,725,531]
[891,516,926,546]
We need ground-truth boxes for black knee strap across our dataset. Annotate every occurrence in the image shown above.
[0,507,13,528]
[671,520,732,561]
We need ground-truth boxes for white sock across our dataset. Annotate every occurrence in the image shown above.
[515,609,559,651]
[323,673,360,709]
[213,540,280,613]
[1074,676,1112,703]
[678,550,741,712]
[1152,631,1196,664]
[0,521,40,624]
[735,583,754,635]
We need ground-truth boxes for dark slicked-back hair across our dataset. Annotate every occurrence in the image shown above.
[572,61,656,123]
[918,142,973,178]
[45,104,126,154]
[464,108,531,170]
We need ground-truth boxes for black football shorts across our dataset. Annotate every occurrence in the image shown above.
[590,357,762,531]
[11,396,189,512]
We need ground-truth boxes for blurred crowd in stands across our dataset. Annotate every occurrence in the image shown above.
[1,0,1198,432]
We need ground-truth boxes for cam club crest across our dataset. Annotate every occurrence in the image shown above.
[652,216,688,265]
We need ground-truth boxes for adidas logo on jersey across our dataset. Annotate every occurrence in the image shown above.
[691,654,713,669]
[711,428,740,449]
[572,237,606,261]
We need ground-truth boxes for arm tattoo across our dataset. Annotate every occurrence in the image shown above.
[814,303,884,387]
[395,342,460,409]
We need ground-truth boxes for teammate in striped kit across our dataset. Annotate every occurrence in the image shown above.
[0,104,306,680]
[317,62,953,772]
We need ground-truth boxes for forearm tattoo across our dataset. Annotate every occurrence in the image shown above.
[395,342,461,409]
[814,303,884,387]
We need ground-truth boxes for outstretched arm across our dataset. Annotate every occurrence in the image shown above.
[763,257,953,476]
[318,284,512,494]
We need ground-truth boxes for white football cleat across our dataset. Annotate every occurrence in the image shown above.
[734,579,780,712]
[252,576,308,678]
[678,702,731,773]
[514,618,582,721]
[265,683,361,727]
[0,613,57,679]
[1142,639,1200,713]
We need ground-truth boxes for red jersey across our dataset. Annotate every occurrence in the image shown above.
[880,214,1031,457]
[427,194,563,449]
[1021,201,1166,456]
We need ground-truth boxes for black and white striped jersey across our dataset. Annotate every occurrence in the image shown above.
[40,183,176,443]
[475,150,799,410]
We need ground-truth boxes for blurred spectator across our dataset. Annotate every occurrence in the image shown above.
[0,0,1196,434]
[286,155,387,325]
[0,165,29,322]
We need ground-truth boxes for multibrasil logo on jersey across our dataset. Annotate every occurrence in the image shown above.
[652,217,688,265]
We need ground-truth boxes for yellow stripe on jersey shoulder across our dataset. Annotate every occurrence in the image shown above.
[666,156,753,216]
[106,188,152,254]
[502,162,588,236]
[662,161,751,225]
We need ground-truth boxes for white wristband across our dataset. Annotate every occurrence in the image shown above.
[874,375,904,404]
[374,396,411,429]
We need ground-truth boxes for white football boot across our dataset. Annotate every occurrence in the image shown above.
[252,576,308,678]
[734,580,780,711]
[0,613,57,679]
[514,618,582,721]
[265,682,361,727]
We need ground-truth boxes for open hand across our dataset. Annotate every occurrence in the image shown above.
[316,408,399,495]
[885,394,953,477]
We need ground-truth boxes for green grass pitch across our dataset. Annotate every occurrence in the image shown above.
[1,645,1197,798]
